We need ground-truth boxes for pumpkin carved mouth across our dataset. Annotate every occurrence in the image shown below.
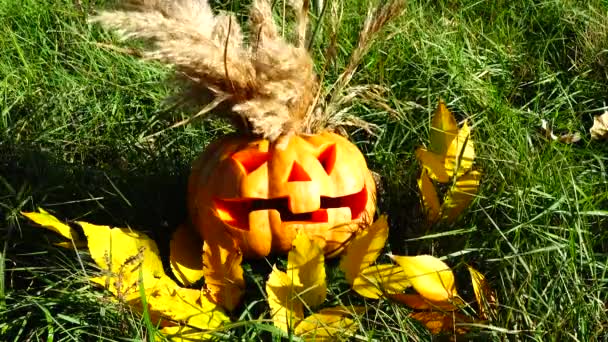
[213,185,368,230]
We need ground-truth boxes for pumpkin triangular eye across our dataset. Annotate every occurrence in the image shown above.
[317,144,337,174]
[232,150,269,174]
[288,161,312,182]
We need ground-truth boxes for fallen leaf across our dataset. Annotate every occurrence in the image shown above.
[410,311,470,335]
[417,169,441,224]
[389,255,458,303]
[467,265,498,320]
[21,208,85,247]
[541,119,581,144]
[288,232,327,308]
[147,283,228,338]
[352,264,411,299]
[415,148,450,183]
[170,224,204,286]
[294,307,362,341]
[159,326,215,342]
[22,209,231,340]
[440,170,481,224]
[75,221,166,302]
[339,216,389,285]
[558,132,581,144]
[445,120,475,178]
[540,119,558,140]
[590,111,608,140]
[202,239,245,311]
[388,293,462,311]
[429,100,459,156]
[266,266,304,333]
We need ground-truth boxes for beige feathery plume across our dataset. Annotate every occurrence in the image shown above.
[90,0,404,140]
[91,0,317,141]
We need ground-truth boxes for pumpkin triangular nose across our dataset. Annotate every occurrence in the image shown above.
[288,161,311,182]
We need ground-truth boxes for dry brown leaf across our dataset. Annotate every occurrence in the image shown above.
[590,111,608,140]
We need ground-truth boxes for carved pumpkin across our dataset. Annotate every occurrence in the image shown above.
[187,132,376,258]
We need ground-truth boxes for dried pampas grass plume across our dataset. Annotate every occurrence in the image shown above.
[90,0,405,141]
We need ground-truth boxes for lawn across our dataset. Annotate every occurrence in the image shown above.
[1,0,607,340]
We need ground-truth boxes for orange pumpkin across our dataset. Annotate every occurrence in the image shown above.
[187,132,376,259]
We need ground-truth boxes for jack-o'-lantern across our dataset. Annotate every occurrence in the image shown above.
[188,132,376,258]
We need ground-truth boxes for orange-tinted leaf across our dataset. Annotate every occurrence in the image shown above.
[389,255,458,303]
[170,224,204,286]
[288,232,326,308]
[352,264,411,299]
[467,265,498,320]
[415,148,450,183]
[294,306,362,341]
[418,169,441,224]
[410,311,470,335]
[445,120,475,178]
[388,293,462,311]
[429,100,459,156]
[441,170,481,224]
[339,216,389,285]
[202,240,245,311]
[266,266,304,333]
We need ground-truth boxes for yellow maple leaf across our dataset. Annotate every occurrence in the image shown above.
[170,224,204,287]
[389,255,460,304]
[444,120,475,178]
[294,307,362,341]
[417,169,441,224]
[148,283,229,341]
[467,265,498,320]
[429,100,459,156]
[440,170,481,224]
[75,221,166,302]
[266,265,305,333]
[287,232,326,308]
[352,264,411,299]
[339,216,389,285]
[21,208,85,247]
[202,239,245,311]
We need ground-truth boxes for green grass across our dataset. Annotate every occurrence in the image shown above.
[2,0,608,340]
